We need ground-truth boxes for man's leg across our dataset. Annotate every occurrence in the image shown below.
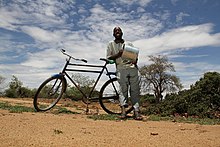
[129,68,142,120]
[129,68,140,111]
[117,68,129,118]
[117,69,129,107]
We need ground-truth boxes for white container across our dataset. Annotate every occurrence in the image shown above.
[121,45,139,62]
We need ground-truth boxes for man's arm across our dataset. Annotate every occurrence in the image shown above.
[108,49,123,60]
[106,42,123,60]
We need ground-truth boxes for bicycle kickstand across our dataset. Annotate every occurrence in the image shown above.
[85,103,89,114]
[82,97,91,114]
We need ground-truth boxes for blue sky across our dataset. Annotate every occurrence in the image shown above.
[0,0,220,90]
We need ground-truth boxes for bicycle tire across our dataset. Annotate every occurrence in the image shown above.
[33,76,66,111]
[99,78,133,114]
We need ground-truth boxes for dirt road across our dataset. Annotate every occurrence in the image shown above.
[0,97,220,147]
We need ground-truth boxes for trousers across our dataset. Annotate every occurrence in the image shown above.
[117,67,140,111]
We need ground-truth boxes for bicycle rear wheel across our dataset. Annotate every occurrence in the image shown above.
[33,76,66,111]
[99,78,133,114]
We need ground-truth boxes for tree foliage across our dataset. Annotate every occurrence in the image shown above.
[140,55,183,103]
[0,75,6,95]
[64,73,97,100]
[4,75,35,98]
[0,75,5,85]
[3,74,97,100]
[1,71,219,119]
[187,72,220,117]
[71,73,95,88]
[142,72,220,118]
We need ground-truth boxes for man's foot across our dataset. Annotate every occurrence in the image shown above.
[118,113,127,119]
[124,103,129,108]
[134,111,143,120]
[118,106,126,119]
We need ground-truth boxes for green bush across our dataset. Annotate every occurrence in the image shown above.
[142,72,220,119]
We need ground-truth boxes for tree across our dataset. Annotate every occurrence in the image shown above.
[4,75,22,97]
[0,75,6,95]
[71,73,95,88]
[141,71,220,118]
[0,75,5,85]
[4,75,35,98]
[187,72,220,117]
[139,55,183,103]
[64,73,96,100]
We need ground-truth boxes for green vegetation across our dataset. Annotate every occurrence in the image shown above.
[88,114,120,121]
[64,73,98,101]
[52,107,78,114]
[0,75,6,95]
[87,113,220,125]
[0,102,34,113]
[141,72,220,119]
[0,100,219,125]
[9,105,34,113]
[147,115,220,125]
[3,75,36,98]
[140,55,183,103]
[0,55,219,123]
[0,102,10,109]
[0,101,77,114]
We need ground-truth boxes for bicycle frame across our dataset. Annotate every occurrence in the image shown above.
[33,49,135,114]
[56,50,117,102]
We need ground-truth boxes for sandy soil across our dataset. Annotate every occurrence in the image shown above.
[0,97,220,147]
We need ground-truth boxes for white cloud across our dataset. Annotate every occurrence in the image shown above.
[117,0,152,6]
[170,0,179,5]
[173,61,220,88]
[134,23,220,89]
[134,23,220,57]
[21,49,64,68]
[81,4,163,42]
[0,63,58,88]
[0,7,22,31]
[21,26,63,43]
[1,0,220,90]
[176,12,190,23]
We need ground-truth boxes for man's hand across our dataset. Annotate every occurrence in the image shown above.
[118,49,123,57]
[108,49,124,60]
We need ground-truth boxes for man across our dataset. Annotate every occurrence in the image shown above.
[106,27,142,120]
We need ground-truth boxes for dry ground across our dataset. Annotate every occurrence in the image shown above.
[0,97,220,147]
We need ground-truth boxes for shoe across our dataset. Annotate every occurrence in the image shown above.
[134,110,143,120]
[124,103,129,108]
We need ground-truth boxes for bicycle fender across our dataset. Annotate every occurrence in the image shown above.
[52,73,63,78]
[51,74,67,92]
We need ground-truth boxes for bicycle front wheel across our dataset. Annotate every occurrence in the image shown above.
[33,76,66,111]
[99,78,133,114]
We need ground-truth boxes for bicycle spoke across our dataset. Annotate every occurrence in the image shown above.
[99,78,134,114]
[34,77,65,111]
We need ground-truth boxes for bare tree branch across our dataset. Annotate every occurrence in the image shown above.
[139,55,183,103]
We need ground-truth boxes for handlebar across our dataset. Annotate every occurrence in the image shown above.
[60,49,115,64]
[61,49,87,63]
[100,58,115,64]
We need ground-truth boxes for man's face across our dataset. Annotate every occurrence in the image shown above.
[113,27,123,39]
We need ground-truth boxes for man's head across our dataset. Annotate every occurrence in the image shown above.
[113,27,123,39]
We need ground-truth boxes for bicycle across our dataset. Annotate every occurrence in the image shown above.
[33,49,134,115]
